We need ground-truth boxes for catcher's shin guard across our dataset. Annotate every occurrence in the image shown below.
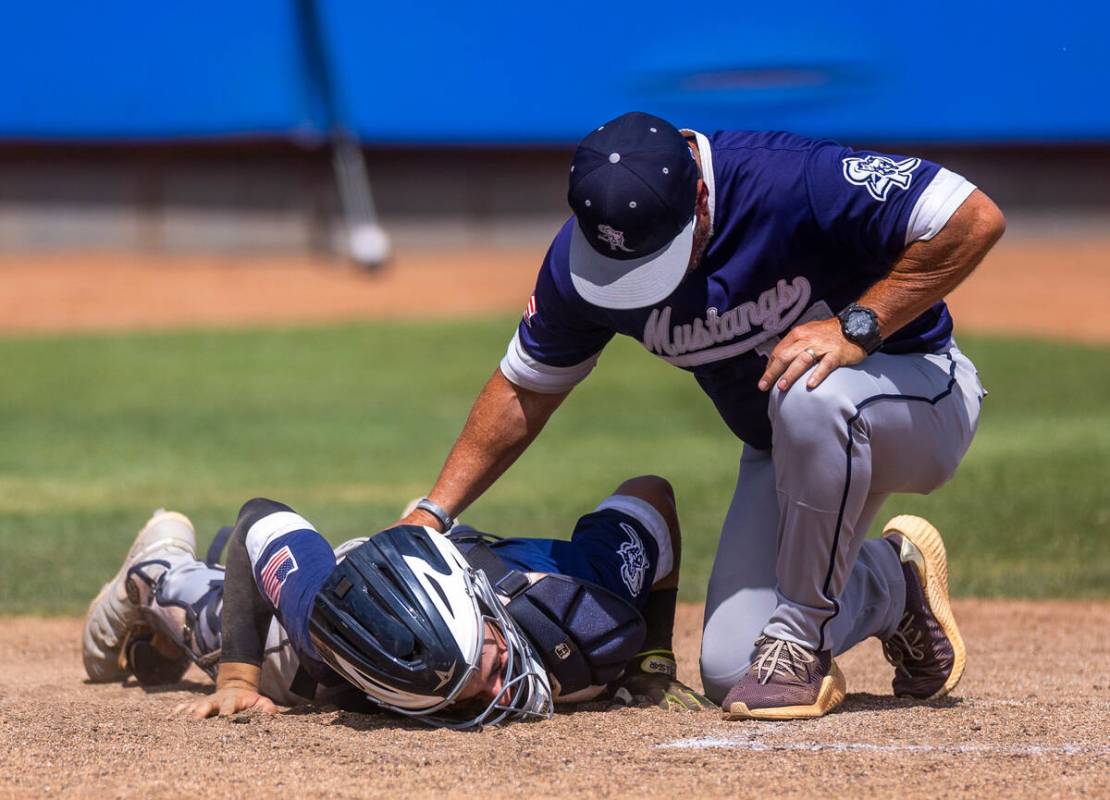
[125,558,226,683]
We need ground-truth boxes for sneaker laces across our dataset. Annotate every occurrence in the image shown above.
[882,612,926,677]
[752,636,815,685]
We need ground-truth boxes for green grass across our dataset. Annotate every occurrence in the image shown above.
[1,321,1107,614]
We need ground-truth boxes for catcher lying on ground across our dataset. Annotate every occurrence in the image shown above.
[82,475,711,728]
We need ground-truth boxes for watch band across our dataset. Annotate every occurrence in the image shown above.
[414,498,456,532]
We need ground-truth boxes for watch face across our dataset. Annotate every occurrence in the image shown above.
[844,309,874,339]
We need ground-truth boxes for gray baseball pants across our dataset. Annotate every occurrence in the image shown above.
[700,343,984,703]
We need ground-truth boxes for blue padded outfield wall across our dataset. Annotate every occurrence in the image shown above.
[2,1,1106,144]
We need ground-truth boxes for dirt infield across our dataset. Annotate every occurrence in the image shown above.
[2,234,1109,342]
[2,237,1107,797]
[2,602,1108,799]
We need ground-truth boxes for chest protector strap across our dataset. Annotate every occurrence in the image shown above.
[449,529,646,699]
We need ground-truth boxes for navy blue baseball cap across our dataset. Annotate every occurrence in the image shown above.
[567,111,700,309]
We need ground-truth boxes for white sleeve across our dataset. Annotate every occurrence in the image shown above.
[904,168,977,245]
[498,330,600,394]
[244,511,318,566]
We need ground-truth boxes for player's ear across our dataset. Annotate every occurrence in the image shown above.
[696,179,709,215]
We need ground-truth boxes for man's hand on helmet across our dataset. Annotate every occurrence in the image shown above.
[607,649,715,712]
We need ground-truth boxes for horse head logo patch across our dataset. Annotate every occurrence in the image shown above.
[617,523,648,596]
[842,155,921,201]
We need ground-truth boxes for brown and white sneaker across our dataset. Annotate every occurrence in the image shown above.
[881,515,966,700]
[722,635,846,721]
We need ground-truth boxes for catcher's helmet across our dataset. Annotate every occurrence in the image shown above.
[309,525,552,728]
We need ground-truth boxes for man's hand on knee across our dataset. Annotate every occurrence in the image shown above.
[759,318,866,393]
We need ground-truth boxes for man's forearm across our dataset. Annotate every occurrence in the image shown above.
[758,189,1005,393]
[408,368,569,528]
[862,189,1005,338]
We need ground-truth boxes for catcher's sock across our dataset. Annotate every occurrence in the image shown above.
[131,559,226,668]
[640,588,677,652]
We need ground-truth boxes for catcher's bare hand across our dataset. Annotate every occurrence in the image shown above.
[758,318,867,393]
[607,650,715,712]
[172,663,279,720]
[172,686,279,720]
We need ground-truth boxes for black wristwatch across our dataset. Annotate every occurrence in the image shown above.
[837,304,883,354]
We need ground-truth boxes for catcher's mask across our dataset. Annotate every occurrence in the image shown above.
[309,525,552,729]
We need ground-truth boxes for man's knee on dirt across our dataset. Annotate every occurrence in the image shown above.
[613,475,681,588]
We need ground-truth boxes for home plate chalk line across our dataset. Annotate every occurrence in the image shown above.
[659,735,1110,757]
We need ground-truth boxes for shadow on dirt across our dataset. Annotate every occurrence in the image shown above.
[81,676,214,695]
[838,692,963,714]
[308,697,646,733]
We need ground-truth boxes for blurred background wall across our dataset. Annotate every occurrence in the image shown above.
[1,0,1107,254]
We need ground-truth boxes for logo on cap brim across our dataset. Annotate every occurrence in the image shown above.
[596,225,635,253]
[568,216,695,310]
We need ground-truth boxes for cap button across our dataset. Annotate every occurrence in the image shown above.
[609,152,621,164]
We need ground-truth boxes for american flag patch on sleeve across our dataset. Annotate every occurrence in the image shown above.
[523,294,537,326]
[260,545,299,607]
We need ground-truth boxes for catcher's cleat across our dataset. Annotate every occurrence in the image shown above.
[881,515,966,700]
[722,635,846,721]
[82,510,197,682]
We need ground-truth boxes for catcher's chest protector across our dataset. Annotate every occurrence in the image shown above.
[451,535,646,700]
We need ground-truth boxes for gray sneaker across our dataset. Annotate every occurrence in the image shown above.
[722,635,846,721]
[881,515,966,700]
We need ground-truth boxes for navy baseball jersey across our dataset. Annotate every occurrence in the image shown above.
[501,130,976,449]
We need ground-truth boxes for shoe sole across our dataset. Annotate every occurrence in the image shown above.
[722,660,847,721]
[883,514,966,700]
[84,511,196,637]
